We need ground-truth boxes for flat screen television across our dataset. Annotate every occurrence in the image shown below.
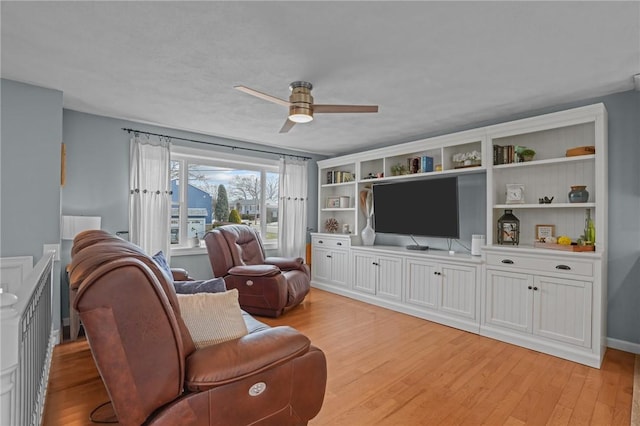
[372,176,460,242]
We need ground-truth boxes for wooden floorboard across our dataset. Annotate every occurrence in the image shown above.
[42,288,635,425]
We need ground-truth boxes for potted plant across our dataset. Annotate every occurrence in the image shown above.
[391,163,408,176]
[516,146,536,162]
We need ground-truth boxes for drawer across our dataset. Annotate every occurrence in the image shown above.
[486,253,593,278]
[312,235,350,249]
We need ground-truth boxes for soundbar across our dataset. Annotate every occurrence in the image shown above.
[406,244,429,251]
[406,235,428,250]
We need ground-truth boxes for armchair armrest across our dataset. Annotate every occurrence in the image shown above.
[264,256,304,271]
[171,268,192,281]
[228,264,280,277]
[184,326,310,391]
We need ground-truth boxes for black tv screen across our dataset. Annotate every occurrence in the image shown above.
[372,177,459,239]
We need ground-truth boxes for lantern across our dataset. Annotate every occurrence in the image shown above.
[497,209,520,245]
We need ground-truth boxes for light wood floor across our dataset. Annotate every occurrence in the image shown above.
[43,288,635,425]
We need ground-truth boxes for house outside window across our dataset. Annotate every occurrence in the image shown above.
[171,146,280,252]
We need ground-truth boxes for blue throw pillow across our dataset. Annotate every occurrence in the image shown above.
[152,251,173,281]
[173,278,227,294]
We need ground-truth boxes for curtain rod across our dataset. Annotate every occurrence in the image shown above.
[122,128,312,160]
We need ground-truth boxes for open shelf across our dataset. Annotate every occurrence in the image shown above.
[494,202,596,209]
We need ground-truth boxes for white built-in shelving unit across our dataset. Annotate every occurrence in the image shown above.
[313,103,608,368]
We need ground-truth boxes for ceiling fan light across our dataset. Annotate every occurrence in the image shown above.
[289,113,313,123]
[289,103,313,123]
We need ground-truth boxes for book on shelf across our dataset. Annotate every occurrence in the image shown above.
[406,156,433,174]
[421,156,433,172]
[327,170,354,184]
[493,145,517,165]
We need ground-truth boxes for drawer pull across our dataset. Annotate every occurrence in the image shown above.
[318,240,324,244]
[555,265,571,270]
[501,259,514,264]
[326,255,332,258]
[337,242,342,246]
[372,262,379,266]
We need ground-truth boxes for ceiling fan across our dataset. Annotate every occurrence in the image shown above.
[234,81,379,133]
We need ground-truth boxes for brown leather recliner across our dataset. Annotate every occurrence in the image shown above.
[204,225,311,318]
[69,230,326,426]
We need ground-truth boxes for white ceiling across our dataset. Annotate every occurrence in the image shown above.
[2,1,639,156]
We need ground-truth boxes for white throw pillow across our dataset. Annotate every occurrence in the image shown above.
[177,289,248,349]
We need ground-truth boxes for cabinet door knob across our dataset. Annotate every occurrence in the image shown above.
[326,255,332,258]
[501,259,514,264]
[528,286,533,290]
[555,265,571,270]
[318,240,324,244]
[337,242,342,246]
[372,262,379,266]
[533,287,539,291]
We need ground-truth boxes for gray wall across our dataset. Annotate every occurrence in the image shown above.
[1,78,63,328]
[600,91,640,346]
[60,109,324,317]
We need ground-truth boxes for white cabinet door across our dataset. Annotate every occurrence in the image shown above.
[533,276,592,347]
[352,250,402,299]
[330,249,350,287]
[352,251,376,294]
[405,258,439,309]
[485,269,533,333]
[312,246,332,283]
[376,256,403,300]
[440,263,477,320]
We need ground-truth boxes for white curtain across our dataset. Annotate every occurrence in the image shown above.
[278,158,308,258]
[129,135,171,257]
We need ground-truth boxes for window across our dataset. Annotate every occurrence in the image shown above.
[170,147,279,252]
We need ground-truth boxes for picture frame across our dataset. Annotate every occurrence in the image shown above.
[501,222,518,243]
[327,196,341,208]
[535,224,555,241]
[505,183,525,204]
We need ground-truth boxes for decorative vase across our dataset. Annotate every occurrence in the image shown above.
[583,209,595,244]
[568,185,589,203]
[361,216,376,246]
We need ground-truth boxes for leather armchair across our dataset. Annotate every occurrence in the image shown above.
[204,225,311,317]
[69,230,326,426]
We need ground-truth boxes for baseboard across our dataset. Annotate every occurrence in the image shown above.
[607,337,640,354]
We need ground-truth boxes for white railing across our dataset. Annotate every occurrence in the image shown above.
[1,252,56,426]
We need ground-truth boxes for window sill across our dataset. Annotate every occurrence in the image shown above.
[170,246,208,257]
[171,243,278,257]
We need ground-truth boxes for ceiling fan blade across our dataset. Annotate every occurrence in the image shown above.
[234,85,290,107]
[279,119,296,133]
[314,104,379,113]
